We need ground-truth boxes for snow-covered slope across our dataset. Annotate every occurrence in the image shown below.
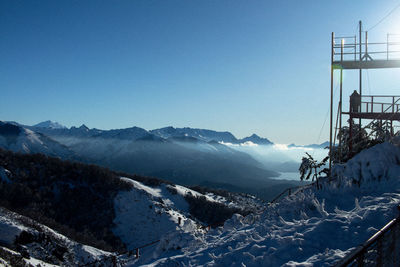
[0,207,112,266]
[112,177,261,251]
[127,141,400,266]
[0,122,75,159]
[33,120,66,129]
[113,179,201,250]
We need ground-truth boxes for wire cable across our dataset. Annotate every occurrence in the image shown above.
[315,82,340,145]
[367,2,400,32]
[366,69,372,95]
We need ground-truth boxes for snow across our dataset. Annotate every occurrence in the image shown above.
[113,179,202,250]
[0,207,112,266]
[0,213,28,245]
[2,122,400,265]
[0,167,11,183]
[125,141,400,266]
[25,257,59,267]
[112,177,236,252]
[173,184,217,203]
[33,120,66,129]
[123,178,163,198]
[0,124,74,158]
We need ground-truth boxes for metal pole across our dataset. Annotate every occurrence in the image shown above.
[387,33,389,60]
[359,20,362,135]
[339,39,344,161]
[354,36,357,61]
[329,32,334,173]
[365,31,368,59]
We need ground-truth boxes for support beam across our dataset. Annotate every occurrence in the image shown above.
[332,60,400,69]
[342,112,400,120]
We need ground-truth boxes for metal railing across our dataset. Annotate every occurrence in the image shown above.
[335,207,400,267]
[359,95,400,114]
[333,34,400,62]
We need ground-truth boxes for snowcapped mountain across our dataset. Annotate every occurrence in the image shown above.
[32,121,275,145]
[150,126,239,143]
[150,127,274,145]
[33,120,66,129]
[0,121,75,159]
[25,122,288,200]
[238,133,273,145]
[32,123,159,144]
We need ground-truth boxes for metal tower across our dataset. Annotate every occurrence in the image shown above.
[329,21,400,170]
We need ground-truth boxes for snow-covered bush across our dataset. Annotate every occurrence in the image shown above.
[331,119,398,163]
[299,152,329,184]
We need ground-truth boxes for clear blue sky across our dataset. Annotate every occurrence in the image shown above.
[1,0,400,144]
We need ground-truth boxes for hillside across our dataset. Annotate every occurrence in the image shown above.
[0,148,262,265]
[0,206,112,266]
[127,140,400,266]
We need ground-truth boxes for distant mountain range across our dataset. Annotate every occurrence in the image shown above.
[0,120,326,199]
[288,141,330,149]
[29,121,273,145]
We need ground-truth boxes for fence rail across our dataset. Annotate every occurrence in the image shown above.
[333,34,400,61]
[335,207,400,267]
[358,95,400,114]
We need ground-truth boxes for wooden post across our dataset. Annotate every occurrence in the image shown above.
[393,96,395,113]
[377,238,383,267]
[391,120,394,137]
[136,248,140,259]
[112,255,117,267]
[392,221,397,266]
[372,96,374,112]
[349,117,353,156]
[357,253,364,267]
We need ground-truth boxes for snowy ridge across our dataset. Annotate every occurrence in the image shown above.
[33,120,66,129]
[127,141,400,266]
[113,178,234,250]
[0,122,74,159]
[0,207,112,266]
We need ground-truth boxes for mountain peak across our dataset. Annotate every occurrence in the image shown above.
[79,124,89,130]
[34,120,66,129]
[239,134,273,145]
